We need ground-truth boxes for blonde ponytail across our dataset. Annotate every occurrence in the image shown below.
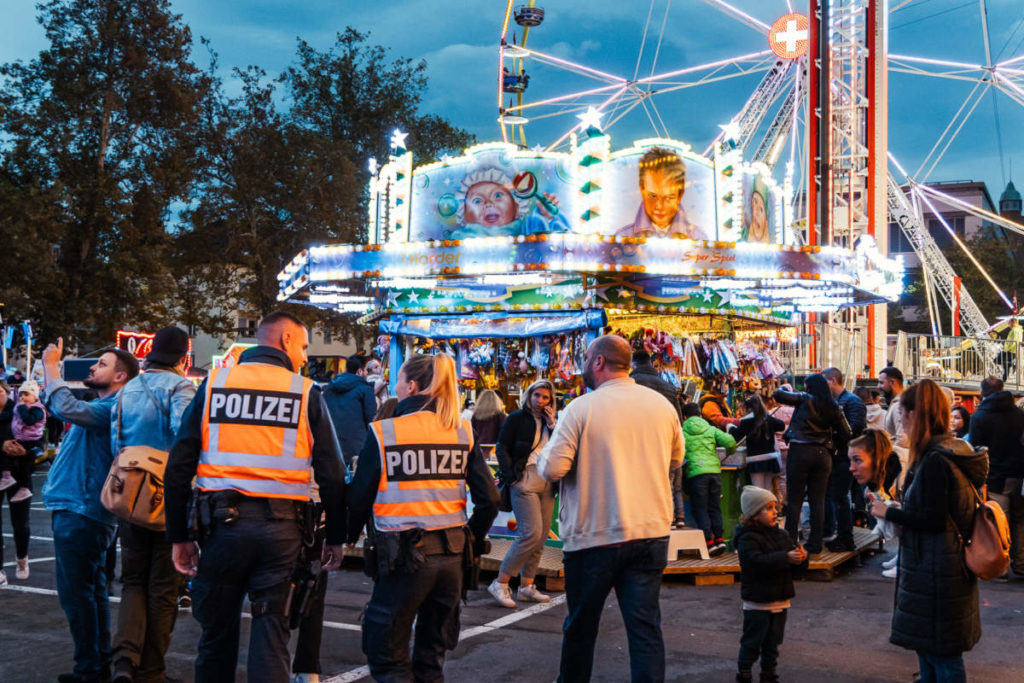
[426,354,461,431]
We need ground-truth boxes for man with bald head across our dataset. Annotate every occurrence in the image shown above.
[164,311,347,683]
[538,334,684,682]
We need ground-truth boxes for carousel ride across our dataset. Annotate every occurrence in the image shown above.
[277,0,1024,393]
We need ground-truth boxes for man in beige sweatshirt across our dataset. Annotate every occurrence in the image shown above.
[538,334,684,683]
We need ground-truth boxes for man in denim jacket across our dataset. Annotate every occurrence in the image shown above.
[42,339,140,683]
[109,327,197,683]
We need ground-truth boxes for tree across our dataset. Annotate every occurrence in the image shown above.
[0,0,214,347]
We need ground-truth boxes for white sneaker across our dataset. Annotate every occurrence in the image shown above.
[881,566,898,578]
[15,558,28,580]
[882,554,898,570]
[487,579,516,608]
[9,488,32,503]
[0,570,7,588]
[517,583,551,603]
[0,475,15,491]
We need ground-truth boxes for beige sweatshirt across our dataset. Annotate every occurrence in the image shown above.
[537,377,685,552]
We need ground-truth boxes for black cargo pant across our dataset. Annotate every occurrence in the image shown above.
[362,549,463,682]
[113,522,183,682]
[190,500,301,683]
[785,443,832,552]
[737,609,787,673]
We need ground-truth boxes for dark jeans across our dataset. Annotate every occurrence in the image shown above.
[52,510,117,680]
[824,455,854,544]
[688,473,723,542]
[560,538,669,683]
[785,443,832,552]
[737,609,787,673]
[916,652,966,683]
[190,515,301,683]
[113,522,183,682]
[0,485,30,564]
[362,552,463,682]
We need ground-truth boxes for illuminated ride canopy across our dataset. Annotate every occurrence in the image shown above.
[278,134,903,325]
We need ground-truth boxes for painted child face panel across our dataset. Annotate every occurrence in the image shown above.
[640,168,683,229]
[465,181,517,226]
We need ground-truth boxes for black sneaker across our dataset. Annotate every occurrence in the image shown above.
[760,669,780,683]
[826,537,856,553]
[112,658,135,683]
[736,671,753,683]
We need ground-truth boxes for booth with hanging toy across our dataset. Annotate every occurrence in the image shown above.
[277,127,903,563]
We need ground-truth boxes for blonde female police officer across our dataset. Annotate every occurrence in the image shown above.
[165,312,347,683]
[346,353,499,681]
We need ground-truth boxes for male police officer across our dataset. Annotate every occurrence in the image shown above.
[165,311,347,683]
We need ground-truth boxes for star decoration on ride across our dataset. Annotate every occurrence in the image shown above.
[576,106,605,134]
[405,290,420,304]
[616,287,634,299]
[385,290,399,308]
[390,128,409,151]
[718,121,741,150]
[593,285,612,301]
[531,144,547,155]
[701,288,716,302]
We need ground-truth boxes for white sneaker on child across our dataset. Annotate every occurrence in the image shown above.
[9,488,32,503]
[517,583,551,603]
[0,570,7,588]
[881,554,898,570]
[15,558,28,580]
[487,579,516,608]
[0,475,15,491]
[881,566,898,578]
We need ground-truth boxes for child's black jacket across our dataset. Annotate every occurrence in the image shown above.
[734,522,806,603]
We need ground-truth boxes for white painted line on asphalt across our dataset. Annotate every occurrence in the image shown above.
[2,555,55,568]
[1,583,122,603]
[2,533,53,542]
[322,594,566,683]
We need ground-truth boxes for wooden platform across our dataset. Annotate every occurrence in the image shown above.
[664,526,884,585]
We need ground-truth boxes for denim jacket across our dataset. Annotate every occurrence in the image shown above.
[42,378,120,525]
[111,370,196,454]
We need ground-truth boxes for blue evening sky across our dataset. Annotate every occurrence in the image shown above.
[2,1,1022,199]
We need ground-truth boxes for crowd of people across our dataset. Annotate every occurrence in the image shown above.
[0,313,1021,683]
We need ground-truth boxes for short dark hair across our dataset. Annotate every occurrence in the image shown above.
[879,366,904,385]
[109,350,140,380]
[258,311,305,334]
[980,375,1004,397]
[345,355,365,374]
[822,367,843,385]
[681,403,701,419]
[632,349,651,364]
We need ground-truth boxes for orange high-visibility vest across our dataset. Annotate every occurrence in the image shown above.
[197,363,314,501]
[371,411,472,532]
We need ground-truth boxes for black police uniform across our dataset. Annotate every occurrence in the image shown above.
[347,394,499,682]
[164,346,347,683]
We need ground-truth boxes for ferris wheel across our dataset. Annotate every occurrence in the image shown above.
[496,0,1024,342]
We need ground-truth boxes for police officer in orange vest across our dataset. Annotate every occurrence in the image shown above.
[165,311,347,683]
[347,353,499,681]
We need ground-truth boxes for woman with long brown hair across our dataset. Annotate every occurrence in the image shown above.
[488,379,559,607]
[345,353,500,681]
[870,379,987,682]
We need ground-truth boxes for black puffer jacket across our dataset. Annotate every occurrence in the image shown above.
[967,390,1024,484]
[773,389,851,448]
[734,522,805,603]
[886,434,988,656]
[494,409,547,483]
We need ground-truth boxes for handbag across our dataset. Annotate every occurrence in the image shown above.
[100,375,171,531]
[946,461,1011,580]
[497,478,513,513]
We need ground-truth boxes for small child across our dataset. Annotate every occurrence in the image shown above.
[734,485,807,683]
[681,402,737,556]
[855,387,887,431]
[2,381,46,503]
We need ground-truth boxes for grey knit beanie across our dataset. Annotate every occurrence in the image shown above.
[740,485,777,518]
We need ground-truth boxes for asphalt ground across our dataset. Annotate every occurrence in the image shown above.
[2,469,1024,682]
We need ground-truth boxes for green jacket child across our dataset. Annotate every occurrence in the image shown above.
[682,402,737,478]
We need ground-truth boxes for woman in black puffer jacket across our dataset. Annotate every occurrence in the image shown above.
[870,379,988,682]
[773,374,851,554]
[488,380,558,607]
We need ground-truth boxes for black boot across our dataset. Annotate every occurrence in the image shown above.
[760,668,780,683]
[737,671,753,683]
